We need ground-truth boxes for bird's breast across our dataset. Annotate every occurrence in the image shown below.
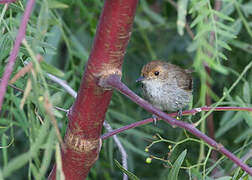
[142,80,192,111]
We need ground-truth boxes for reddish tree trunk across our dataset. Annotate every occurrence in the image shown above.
[48,1,138,179]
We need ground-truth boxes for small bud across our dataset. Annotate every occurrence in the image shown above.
[168,145,172,149]
[145,148,149,152]
[38,96,44,101]
[146,157,152,164]
[152,135,157,139]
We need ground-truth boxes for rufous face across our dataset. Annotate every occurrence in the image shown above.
[140,61,168,81]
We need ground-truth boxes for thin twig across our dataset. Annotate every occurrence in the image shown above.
[102,106,252,139]
[103,121,128,180]
[44,96,66,152]
[230,147,252,173]
[0,0,16,4]
[10,55,43,84]
[46,73,77,98]
[0,0,35,111]
[102,74,252,176]
[0,79,24,93]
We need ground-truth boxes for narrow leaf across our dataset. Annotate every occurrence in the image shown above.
[218,52,228,60]
[243,82,251,104]
[48,1,69,9]
[217,29,237,39]
[141,0,165,25]
[177,0,189,36]
[114,160,140,180]
[40,61,64,77]
[212,10,234,22]
[167,150,187,180]
[216,21,235,32]
[216,112,243,138]
[217,40,232,51]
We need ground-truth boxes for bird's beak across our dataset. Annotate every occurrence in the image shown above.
[136,76,145,82]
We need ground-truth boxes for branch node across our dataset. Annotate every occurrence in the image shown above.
[98,70,122,90]
[195,108,202,113]
[65,130,101,153]
[216,143,224,150]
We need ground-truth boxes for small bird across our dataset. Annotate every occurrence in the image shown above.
[136,60,193,123]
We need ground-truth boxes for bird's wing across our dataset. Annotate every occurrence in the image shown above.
[175,68,193,92]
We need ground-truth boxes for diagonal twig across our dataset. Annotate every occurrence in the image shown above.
[0,0,16,4]
[0,0,35,111]
[100,74,252,176]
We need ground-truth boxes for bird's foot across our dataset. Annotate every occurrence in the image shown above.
[176,109,183,120]
[152,114,158,125]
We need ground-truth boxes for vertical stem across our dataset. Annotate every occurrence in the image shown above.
[48,1,138,179]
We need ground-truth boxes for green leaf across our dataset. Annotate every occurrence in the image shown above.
[217,29,237,39]
[229,40,252,54]
[200,53,229,74]
[243,111,252,127]
[40,61,64,77]
[48,1,69,9]
[221,1,235,16]
[190,11,209,28]
[141,0,165,25]
[114,160,140,180]
[243,82,251,103]
[37,129,55,179]
[135,16,153,30]
[167,150,187,180]
[216,112,243,138]
[241,2,252,17]
[212,10,234,22]
[234,128,252,143]
[231,19,242,36]
[194,25,213,39]
[215,176,232,180]
[216,21,235,33]
[194,0,208,11]
[217,40,232,51]
[177,0,189,36]
[120,138,147,157]
[218,52,228,60]
[2,121,50,178]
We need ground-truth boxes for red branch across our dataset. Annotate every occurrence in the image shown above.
[102,74,252,176]
[102,106,252,139]
[0,0,16,4]
[0,0,35,111]
[48,1,138,179]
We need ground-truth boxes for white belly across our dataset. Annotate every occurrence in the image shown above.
[142,80,191,112]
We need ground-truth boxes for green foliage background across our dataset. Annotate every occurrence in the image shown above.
[0,0,252,179]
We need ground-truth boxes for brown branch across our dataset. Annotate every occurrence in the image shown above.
[102,106,252,139]
[100,74,252,176]
[10,55,43,84]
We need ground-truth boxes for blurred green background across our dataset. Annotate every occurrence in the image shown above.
[0,0,252,179]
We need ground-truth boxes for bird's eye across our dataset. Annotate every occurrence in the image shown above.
[154,71,159,76]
